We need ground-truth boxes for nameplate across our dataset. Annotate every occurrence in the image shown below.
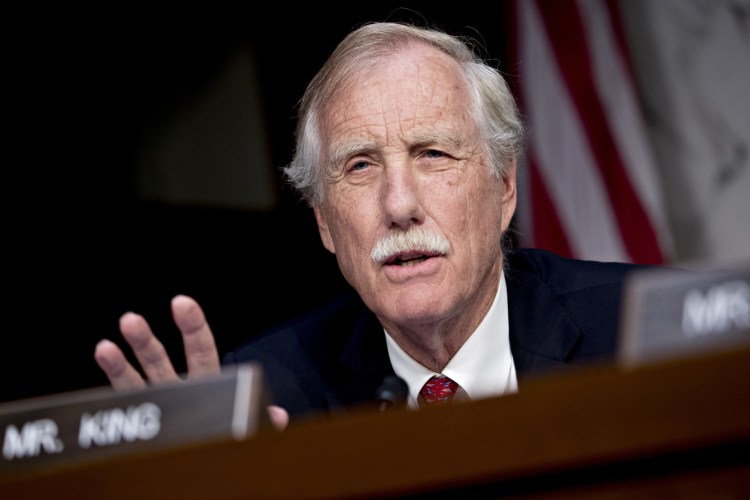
[0,363,270,476]
[618,264,750,367]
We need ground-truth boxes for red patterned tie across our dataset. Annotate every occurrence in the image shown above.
[419,375,459,407]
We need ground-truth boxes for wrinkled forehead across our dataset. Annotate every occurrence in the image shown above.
[319,45,474,155]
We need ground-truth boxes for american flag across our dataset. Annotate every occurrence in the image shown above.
[509,0,674,265]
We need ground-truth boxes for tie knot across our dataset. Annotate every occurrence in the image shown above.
[419,375,459,407]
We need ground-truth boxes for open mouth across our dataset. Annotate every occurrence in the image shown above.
[385,251,436,267]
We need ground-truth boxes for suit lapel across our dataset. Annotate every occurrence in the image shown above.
[505,264,583,379]
[327,306,396,411]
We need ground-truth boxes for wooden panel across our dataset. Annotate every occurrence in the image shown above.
[2,347,749,499]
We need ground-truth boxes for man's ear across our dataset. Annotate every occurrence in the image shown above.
[313,205,336,254]
[501,159,518,232]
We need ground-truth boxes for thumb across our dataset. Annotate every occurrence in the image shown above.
[267,405,289,431]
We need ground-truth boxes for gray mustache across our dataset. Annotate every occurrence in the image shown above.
[371,227,451,264]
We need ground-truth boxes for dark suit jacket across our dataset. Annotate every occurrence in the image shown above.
[223,248,646,422]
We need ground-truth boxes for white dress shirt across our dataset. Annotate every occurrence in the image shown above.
[384,272,518,409]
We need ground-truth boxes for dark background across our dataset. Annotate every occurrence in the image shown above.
[4,4,513,403]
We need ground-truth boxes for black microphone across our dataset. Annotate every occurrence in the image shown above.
[375,375,409,412]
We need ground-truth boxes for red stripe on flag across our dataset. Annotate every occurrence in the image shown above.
[529,153,573,258]
[503,0,522,105]
[534,0,663,264]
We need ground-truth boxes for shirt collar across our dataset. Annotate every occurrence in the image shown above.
[385,272,517,409]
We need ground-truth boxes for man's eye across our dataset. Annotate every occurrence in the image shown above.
[349,161,369,172]
[424,149,445,159]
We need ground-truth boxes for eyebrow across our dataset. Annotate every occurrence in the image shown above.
[406,130,463,153]
[327,140,379,170]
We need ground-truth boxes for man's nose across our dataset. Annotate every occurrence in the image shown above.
[382,165,426,229]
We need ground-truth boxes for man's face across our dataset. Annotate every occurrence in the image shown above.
[314,45,516,334]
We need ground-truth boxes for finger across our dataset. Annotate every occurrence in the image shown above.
[171,295,221,379]
[119,311,181,384]
[94,339,147,391]
[267,405,289,431]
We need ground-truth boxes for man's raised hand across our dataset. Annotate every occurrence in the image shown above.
[94,295,290,430]
[94,295,220,390]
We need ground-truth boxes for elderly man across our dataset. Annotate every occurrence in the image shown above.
[94,22,641,428]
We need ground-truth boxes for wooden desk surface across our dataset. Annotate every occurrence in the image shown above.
[2,347,749,499]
